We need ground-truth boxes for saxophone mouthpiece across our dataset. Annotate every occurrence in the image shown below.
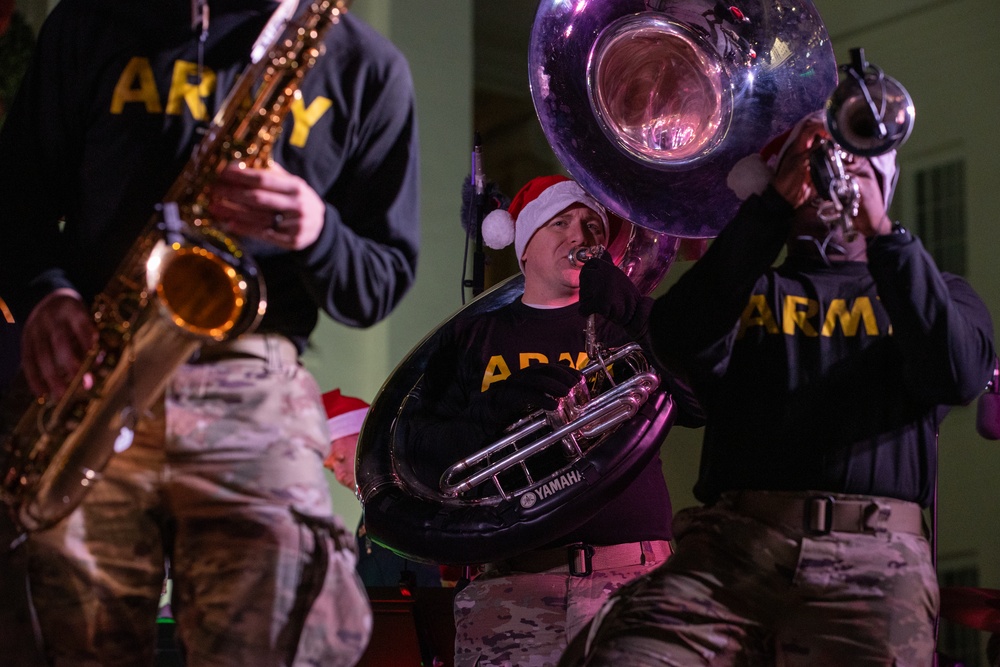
[568,244,605,267]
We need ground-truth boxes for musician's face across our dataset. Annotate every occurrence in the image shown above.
[788,154,887,261]
[324,435,358,490]
[521,204,606,302]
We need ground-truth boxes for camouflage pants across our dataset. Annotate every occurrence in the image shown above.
[454,541,672,667]
[560,492,938,667]
[26,335,372,667]
[0,514,45,665]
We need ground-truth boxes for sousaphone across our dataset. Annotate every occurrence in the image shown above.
[356,0,837,566]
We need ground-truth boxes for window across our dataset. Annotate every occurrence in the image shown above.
[912,159,966,275]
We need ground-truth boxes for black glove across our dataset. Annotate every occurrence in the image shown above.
[470,363,583,431]
[578,253,653,340]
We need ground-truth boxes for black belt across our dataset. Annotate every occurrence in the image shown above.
[485,540,672,577]
[727,490,926,536]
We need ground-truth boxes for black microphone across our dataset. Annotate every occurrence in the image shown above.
[462,132,485,237]
[469,134,486,295]
[458,134,511,235]
[976,358,1000,440]
[460,178,509,235]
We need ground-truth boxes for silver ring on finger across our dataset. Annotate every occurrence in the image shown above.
[272,212,285,230]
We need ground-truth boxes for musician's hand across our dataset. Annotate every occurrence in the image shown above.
[772,118,826,209]
[207,161,327,250]
[21,289,97,400]
[771,118,892,238]
[844,156,893,237]
[578,253,652,340]
[471,363,583,430]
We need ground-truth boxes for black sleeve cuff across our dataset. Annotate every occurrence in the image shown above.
[867,221,914,252]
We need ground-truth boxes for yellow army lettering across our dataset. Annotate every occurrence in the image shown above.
[110,58,331,146]
[738,294,881,338]
[288,96,332,147]
[480,352,591,392]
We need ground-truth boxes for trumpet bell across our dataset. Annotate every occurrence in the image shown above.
[530,0,838,238]
[826,48,914,157]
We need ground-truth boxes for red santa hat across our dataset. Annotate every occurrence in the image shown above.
[322,389,370,440]
[726,110,898,209]
[481,175,609,272]
[0,0,14,34]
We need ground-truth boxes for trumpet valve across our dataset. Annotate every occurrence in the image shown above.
[564,380,591,417]
[547,380,591,457]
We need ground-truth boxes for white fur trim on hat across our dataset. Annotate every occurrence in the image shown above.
[327,408,368,441]
[513,181,608,272]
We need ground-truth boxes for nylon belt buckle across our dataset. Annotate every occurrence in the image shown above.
[568,544,595,577]
[806,495,835,535]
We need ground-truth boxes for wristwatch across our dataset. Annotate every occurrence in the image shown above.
[868,220,908,243]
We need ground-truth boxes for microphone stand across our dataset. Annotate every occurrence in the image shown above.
[466,133,487,298]
[470,209,486,297]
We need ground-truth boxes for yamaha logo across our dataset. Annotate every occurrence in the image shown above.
[520,470,585,509]
[535,469,583,500]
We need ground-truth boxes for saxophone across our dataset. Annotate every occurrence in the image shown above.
[1,0,351,533]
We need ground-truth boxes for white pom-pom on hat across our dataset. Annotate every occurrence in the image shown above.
[726,153,774,200]
[482,208,515,250]
[726,111,821,201]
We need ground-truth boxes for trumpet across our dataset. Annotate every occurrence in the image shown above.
[810,47,914,238]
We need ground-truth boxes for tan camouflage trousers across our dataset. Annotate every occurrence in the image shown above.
[26,336,372,667]
[454,548,670,667]
[559,494,938,667]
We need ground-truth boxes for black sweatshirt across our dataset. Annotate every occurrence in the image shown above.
[650,187,995,507]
